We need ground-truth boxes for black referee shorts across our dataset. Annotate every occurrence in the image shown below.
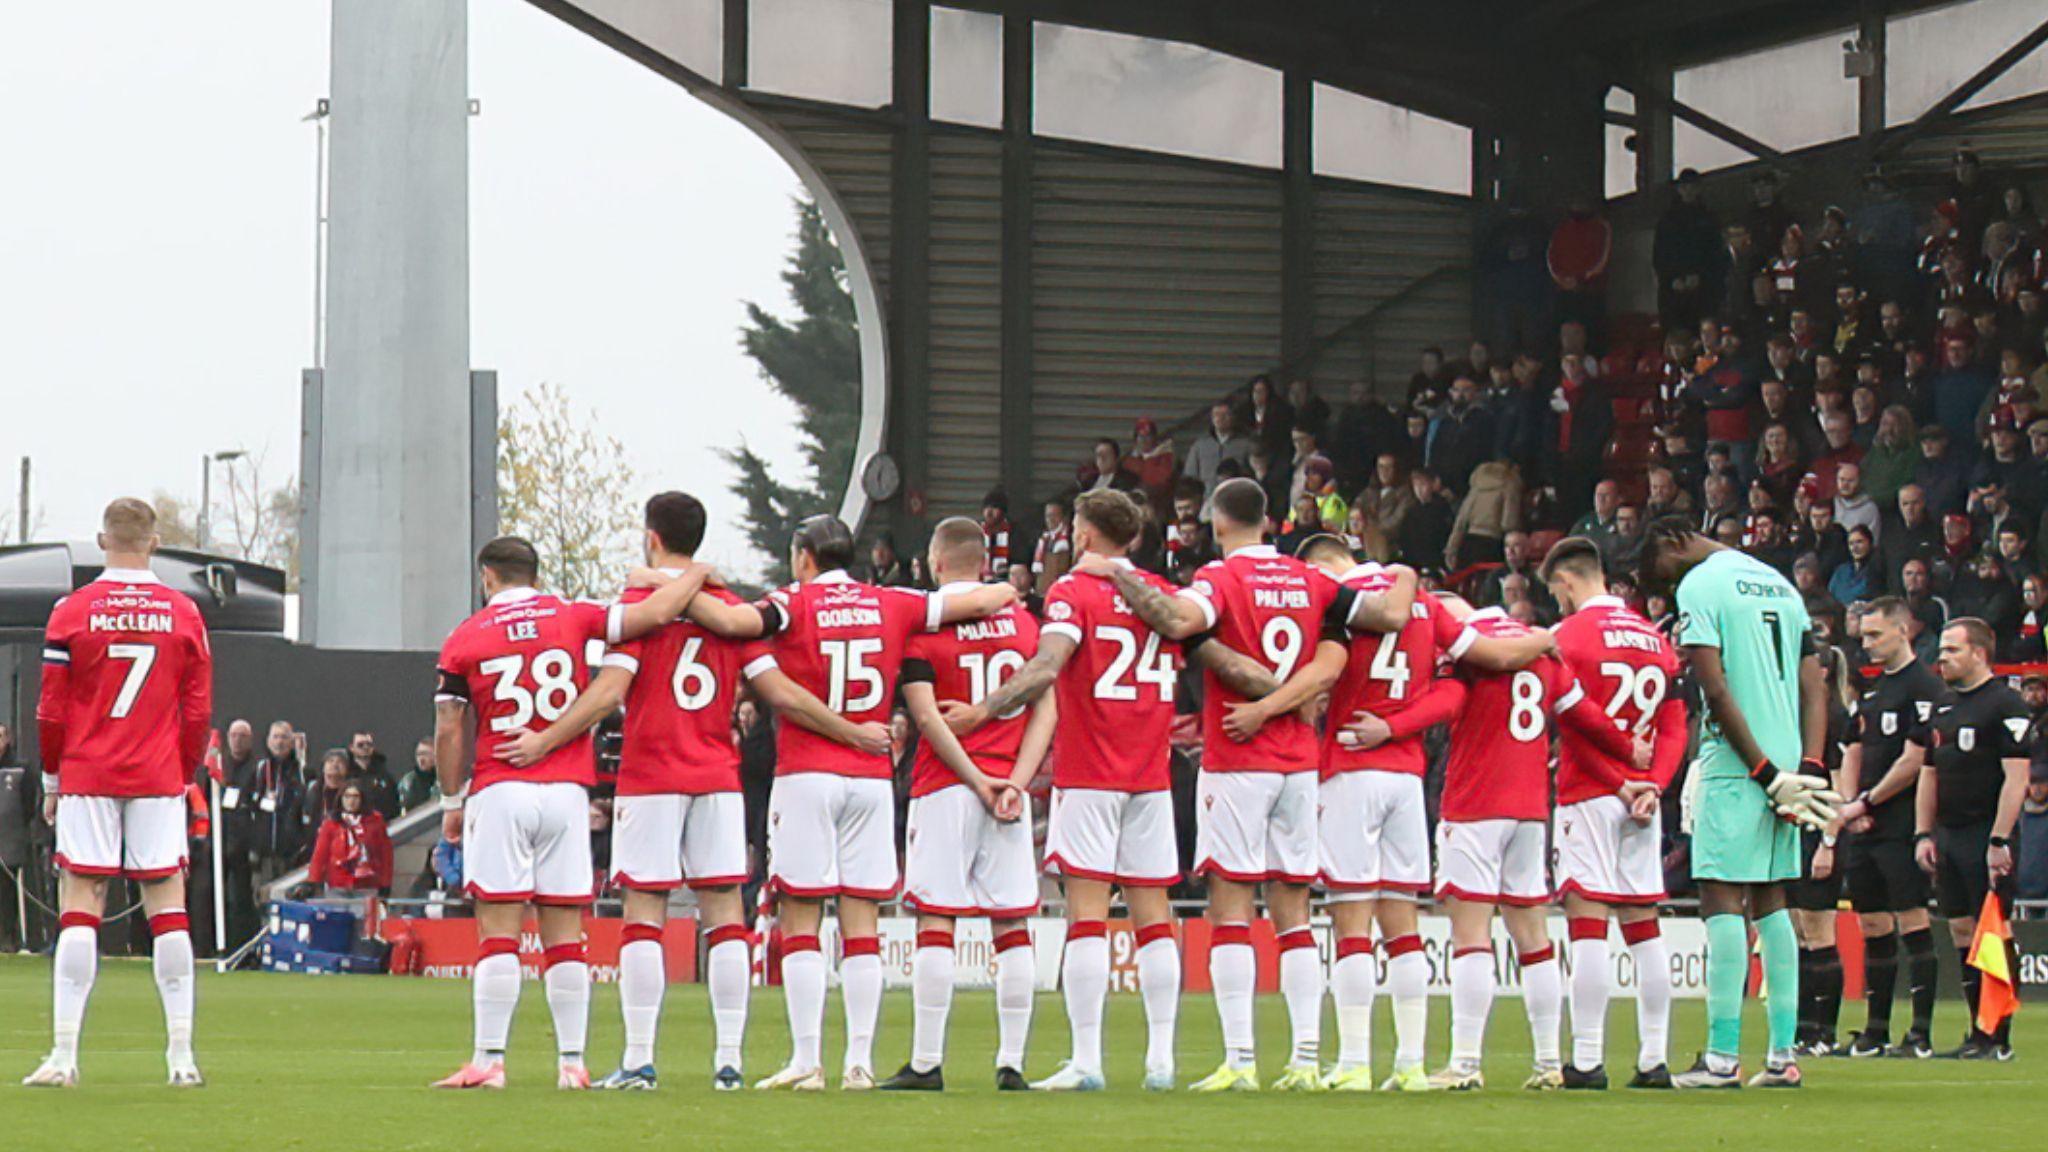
[1789,827,1843,912]
[1844,833,1930,914]
[1934,822,1994,920]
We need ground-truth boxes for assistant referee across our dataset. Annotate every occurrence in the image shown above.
[1909,618,2028,1060]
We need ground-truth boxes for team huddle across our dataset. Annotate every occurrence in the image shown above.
[24,482,2021,1094]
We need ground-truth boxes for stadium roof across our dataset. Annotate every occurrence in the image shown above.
[940,0,1967,128]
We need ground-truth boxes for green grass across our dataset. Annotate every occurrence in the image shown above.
[1,955,2041,1151]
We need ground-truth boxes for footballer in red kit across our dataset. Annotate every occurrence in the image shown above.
[944,490,1288,1092]
[1540,536,1688,1088]
[1431,605,1642,1093]
[680,513,1016,1092]
[883,518,1056,1092]
[432,535,709,1092]
[1235,535,1554,1092]
[27,499,213,1089]
[497,494,890,1093]
[1081,478,1416,1091]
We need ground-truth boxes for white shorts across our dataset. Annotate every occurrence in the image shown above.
[463,780,595,905]
[1194,771,1317,884]
[54,795,187,880]
[904,786,1039,919]
[767,773,898,900]
[612,792,748,891]
[1554,795,1666,906]
[1435,818,1551,906]
[1318,771,1429,900]
[1043,788,1178,887]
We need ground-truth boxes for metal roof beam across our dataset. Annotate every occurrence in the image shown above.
[1876,11,2048,157]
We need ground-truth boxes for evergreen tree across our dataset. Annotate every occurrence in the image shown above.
[726,197,860,584]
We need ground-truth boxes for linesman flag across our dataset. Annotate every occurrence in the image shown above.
[1967,892,2019,1036]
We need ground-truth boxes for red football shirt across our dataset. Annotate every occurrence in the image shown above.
[1180,546,1345,773]
[39,569,213,798]
[756,571,939,780]
[902,586,1040,798]
[1439,610,1636,822]
[1552,595,1688,806]
[1040,564,1182,793]
[1322,566,1476,779]
[605,583,774,796]
[436,588,617,794]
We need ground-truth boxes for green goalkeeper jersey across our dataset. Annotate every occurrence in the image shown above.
[1675,547,1810,782]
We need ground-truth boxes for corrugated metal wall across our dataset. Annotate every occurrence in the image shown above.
[1029,145,1286,499]
[1310,181,1473,397]
[926,131,1005,515]
[772,107,894,301]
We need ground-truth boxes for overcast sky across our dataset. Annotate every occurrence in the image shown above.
[0,0,809,579]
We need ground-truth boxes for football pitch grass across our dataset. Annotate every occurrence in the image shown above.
[1,956,2041,1151]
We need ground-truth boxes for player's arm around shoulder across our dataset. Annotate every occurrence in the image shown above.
[947,630,1077,737]
[928,580,1019,628]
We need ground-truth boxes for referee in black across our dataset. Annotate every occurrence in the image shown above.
[1908,618,2029,1060]
[1830,599,1948,1057]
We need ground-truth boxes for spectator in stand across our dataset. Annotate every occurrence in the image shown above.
[1748,507,1797,578]
[1914,423,1971,517]
[1451,338,1495,390]
[1546,351,1612,518]
[1997,523,2037,586]
[1328,380,1390,493]
[1286,423,1328,507]
[1548,194,1611,331]
[1424,376,1495,494]
[1834,461,1882,543]
[1408,345,1451,410]
[1685,330,1758,478]
[1477,530,1550,613]
[1080,439,1140,496]
[1245,440,1290,522]
[1653,169,1721,327]
[1123,417,1177,516]
[1850,383,1882,449]
[1937,512,1976,588]
[1033,494,1074,593]
[1759,374,1822,460]
[1722,222,1765,323]
[1365,452,1416,543]
[1609,502,1645,574]
[1793,553,1839,625]
[302,750,352,840]
[866,533,912,587]
[1166,504,1216,583]
[1799,498,1851,577]
[1275,494,1324,559]
[396,738,440,811]
[306,782,393,899]
[1753,422,1804,506]
[1829,524,1882,604]
[344,730,398,820]
[1645,465,1694,523]
[2017,573,2048,662]
[1900,558,1950,662]
[1183,400,1253,504]
[1861,405,1920,506]
[977,488,1014,581]
[2019,763,2048,904]
[1300,456,1347,529]
[221,721,304,944]
[1973,478,2023,555]
[1445,457,1524,571]
[1285,377,1329,438]
[1933,335,1995,447]
[1569,478,1621,553]
[1881,483,1942,590]
[1491,353,1546,466]
[1399,468,1455,567]
[1244,374,1294,455]
[1810,412,1865,500]
[1344,501,1395,564]
[1697,470,1741,536]
[1953,551,2022,642]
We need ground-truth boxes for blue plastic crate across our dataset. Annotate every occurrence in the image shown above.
[260,939,386,975]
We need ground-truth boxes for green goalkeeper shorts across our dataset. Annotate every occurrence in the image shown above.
[1690,775,1804,884]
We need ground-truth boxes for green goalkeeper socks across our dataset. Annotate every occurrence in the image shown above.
[1705,913,1748,1057]
[1756,909,1800,1055]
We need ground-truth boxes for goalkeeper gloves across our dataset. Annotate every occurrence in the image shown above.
[1750,758,1841,830]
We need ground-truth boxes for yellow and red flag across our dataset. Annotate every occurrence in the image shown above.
[1967,892,2019,1036]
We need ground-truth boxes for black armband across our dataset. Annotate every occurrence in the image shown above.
[1182,630,1214,657]
[900,658,936,685]
[1990,834,2012,849]
[754,599,791,638]
[434,670,469,702]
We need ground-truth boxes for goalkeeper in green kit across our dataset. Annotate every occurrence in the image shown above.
[1639,519,1841,1089]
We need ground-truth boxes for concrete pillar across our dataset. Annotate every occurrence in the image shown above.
[313,0,474,650]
